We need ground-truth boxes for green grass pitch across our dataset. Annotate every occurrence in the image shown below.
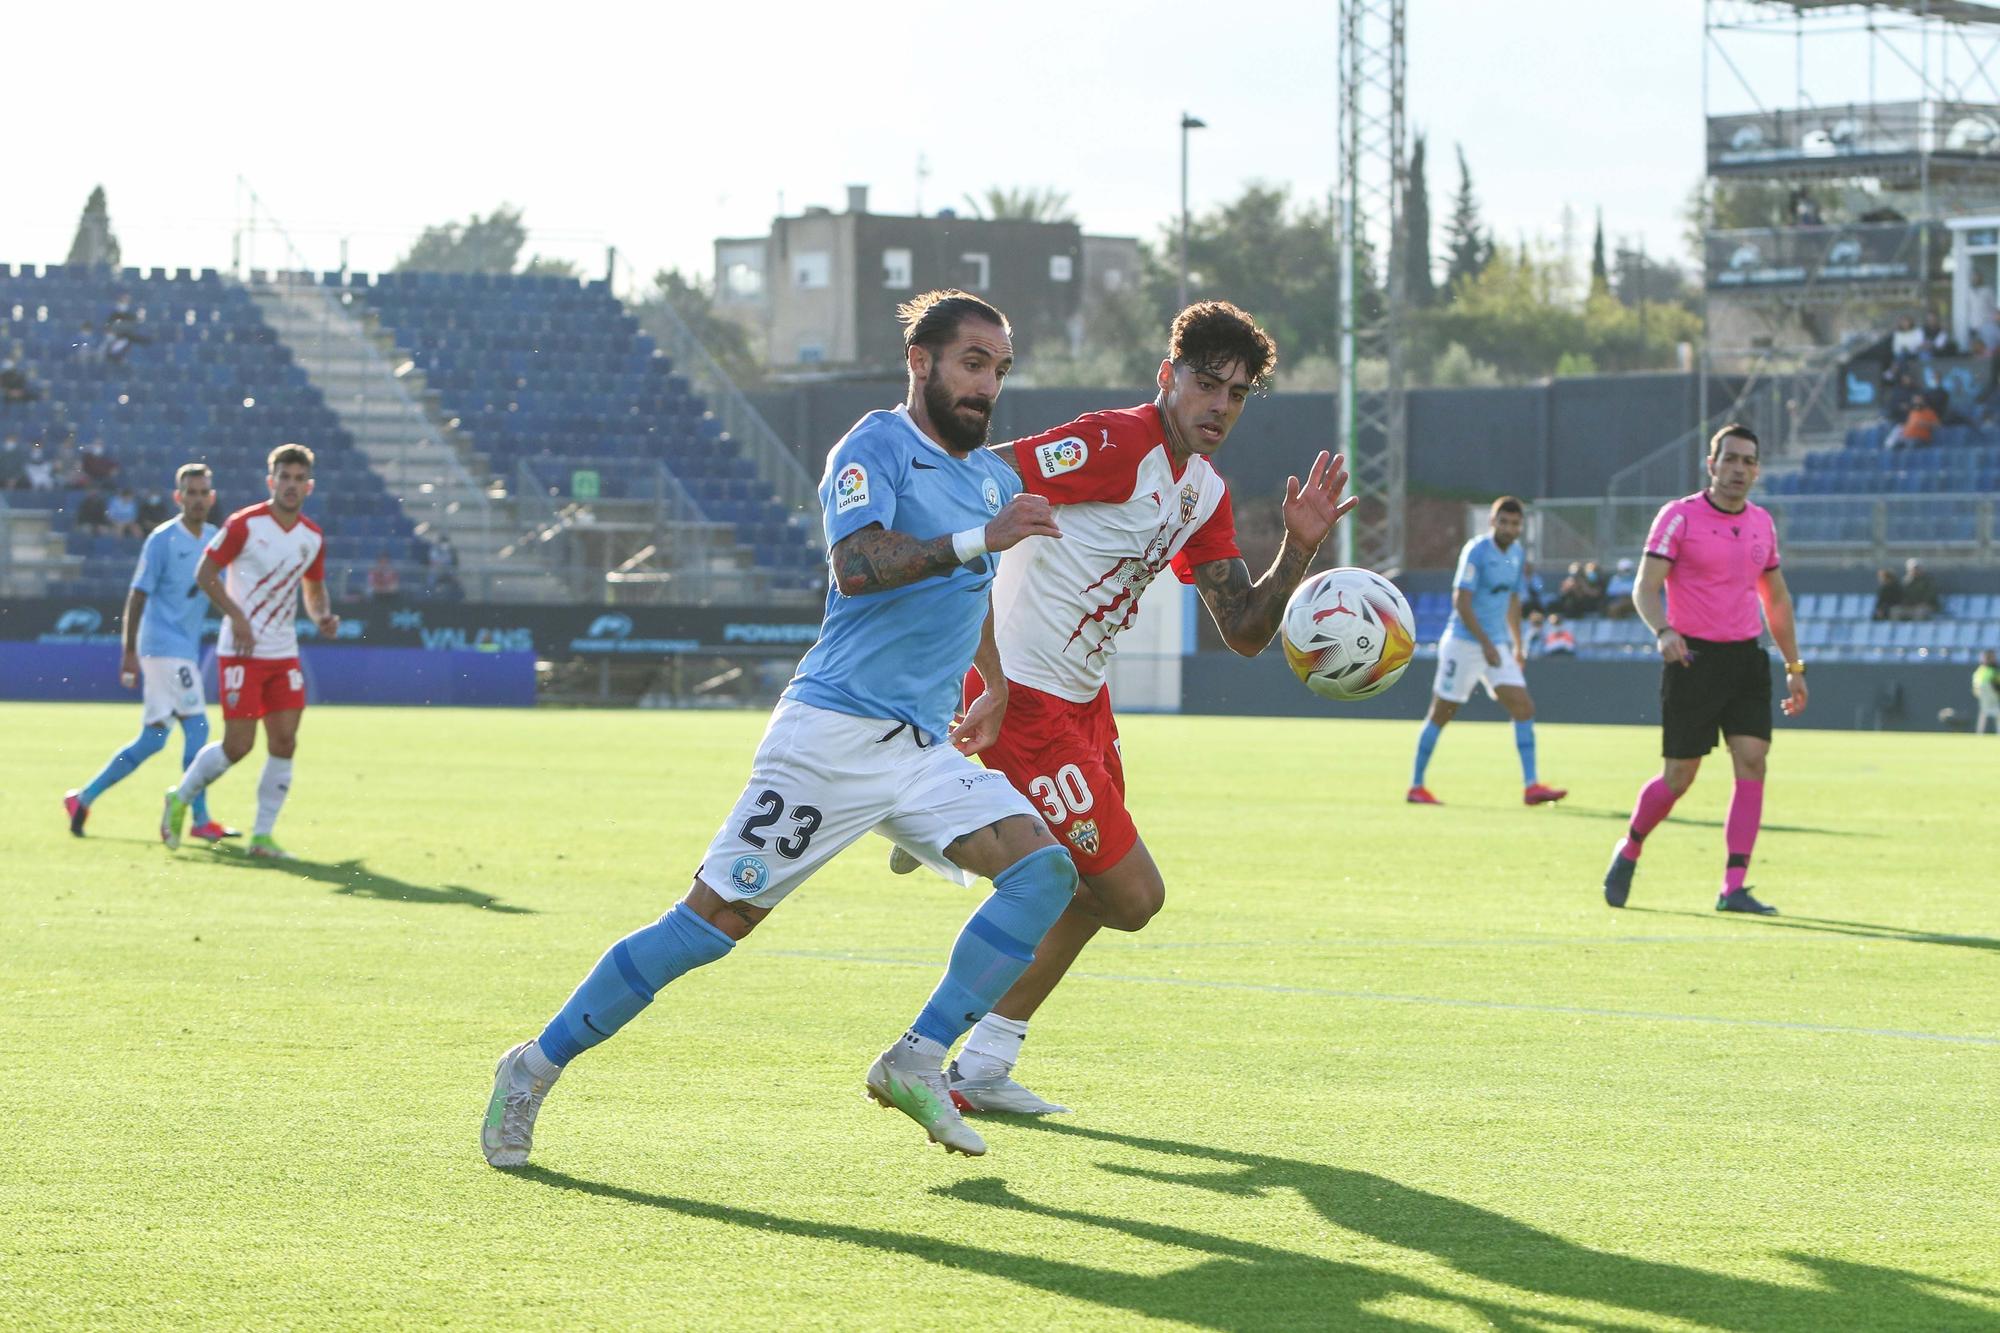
[3,702,1996,1331]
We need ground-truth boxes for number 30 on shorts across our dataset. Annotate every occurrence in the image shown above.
[1028,764,1095,822]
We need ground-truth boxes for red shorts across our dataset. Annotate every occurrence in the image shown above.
[967,672,1136,876]
[219,656,307,721]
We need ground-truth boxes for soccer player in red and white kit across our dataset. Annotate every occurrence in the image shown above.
[897,302,1355,1114]
[161,443,339,858]
[1603,424,1806,915]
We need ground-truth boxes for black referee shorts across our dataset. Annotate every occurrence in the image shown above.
[1660,636,1773,759]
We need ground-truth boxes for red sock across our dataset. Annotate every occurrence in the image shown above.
[1724,779,1764,894]
[1620,776,1679,861]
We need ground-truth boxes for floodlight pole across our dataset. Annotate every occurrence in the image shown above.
[1180,112,1205,310]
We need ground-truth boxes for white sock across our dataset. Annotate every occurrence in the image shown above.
[254,756,293,837]
[958,1013,1029,1080]
[894,1031,948,1065]
[522,1041,563,1080]
[177,742,233,802]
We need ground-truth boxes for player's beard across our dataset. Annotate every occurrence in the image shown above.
[924,375,992,453]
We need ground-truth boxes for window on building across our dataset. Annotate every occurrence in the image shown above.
[794,251,830,289]
[797,342,825,364]
[1102,268,1127,292]
[883,248,913,289]
[959,252,991,291]
[718,245,765,302]
[1049,255,1074,282]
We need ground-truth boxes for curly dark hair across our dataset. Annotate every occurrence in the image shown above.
[897,289,1010,353]
[1169,301,1279,389]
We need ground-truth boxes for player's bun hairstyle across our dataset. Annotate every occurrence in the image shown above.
[1491,495,1525,518]
[1170,301,1279,390]
[267,442,315,473]
[898,289,1010,354]
[174,462,212,487]
[1707,423,1760,460]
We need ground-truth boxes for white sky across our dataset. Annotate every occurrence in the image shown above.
[8,1,1987,290]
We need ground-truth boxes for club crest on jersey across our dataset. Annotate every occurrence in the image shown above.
[729,855,770,895]
[1179,485,1199,524]
[1066,819,1100,857]
[834,463,870,515]
[1036,436,1088,478]
[982,477,1002,515]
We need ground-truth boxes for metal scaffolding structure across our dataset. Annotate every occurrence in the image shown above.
[1336,0,1408,575]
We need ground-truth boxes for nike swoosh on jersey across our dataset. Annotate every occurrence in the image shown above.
[912,461,938,470]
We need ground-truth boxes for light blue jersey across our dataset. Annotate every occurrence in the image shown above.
[132,518,218,660]
[1445,533,1524,642]
[784,405,1019,737]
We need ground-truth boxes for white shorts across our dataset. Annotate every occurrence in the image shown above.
[696,697,1042,909]
[140,656,205,726]
[1431,632,1526,704]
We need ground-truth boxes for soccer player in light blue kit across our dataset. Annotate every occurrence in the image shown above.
[484,291,1078,1164]
[65,463,240,842]
[1407,496,1566,807]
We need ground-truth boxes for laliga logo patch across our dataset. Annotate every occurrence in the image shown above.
[1179,485,1199,525]
[982,477,1003,515]
[1036,436,1088,478]
[1066,818,1101,857]
[730,855,770,895]
[834,463,870,515]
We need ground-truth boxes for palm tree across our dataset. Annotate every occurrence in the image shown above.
[961,186,1076,224]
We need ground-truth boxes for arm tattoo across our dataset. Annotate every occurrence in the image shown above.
[831,523,962,596]
[1196,539,1314,655]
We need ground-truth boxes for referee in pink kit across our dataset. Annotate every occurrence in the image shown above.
[1604,423,1808,914]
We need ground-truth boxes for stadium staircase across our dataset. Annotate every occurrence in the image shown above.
[248,276,565,601]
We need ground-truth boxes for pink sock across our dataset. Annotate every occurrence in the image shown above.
[1723,779,1764,894]
[1620,776,1679,861]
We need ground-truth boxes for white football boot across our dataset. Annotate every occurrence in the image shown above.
[865,1038,987,1156]
[946,1058,1071,1115]
[482,1041,559,1168]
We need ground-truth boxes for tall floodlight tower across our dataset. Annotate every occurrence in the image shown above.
[1337,0,1409,575]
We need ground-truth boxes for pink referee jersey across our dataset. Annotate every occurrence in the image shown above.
[1643,491,1779,642]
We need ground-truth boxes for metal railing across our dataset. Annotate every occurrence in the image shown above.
[1532,493,1999,570]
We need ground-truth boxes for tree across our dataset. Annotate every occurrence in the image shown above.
[66,186,121,269]
[1589,208,1611,298]
[1442,145,1494,296]
[396,206,529,273]
[628,268,762,388]
[522,255,583,280]
[961,186,1076,224]
[1404,134,1436,307]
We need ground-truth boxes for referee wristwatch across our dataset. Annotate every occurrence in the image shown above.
[1784,660,1807,676]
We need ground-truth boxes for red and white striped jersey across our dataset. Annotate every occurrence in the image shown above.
[207,502,326,659]
[991,404,1238,703]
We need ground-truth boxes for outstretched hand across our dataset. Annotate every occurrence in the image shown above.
[949,688,1006,755]
[1282,451,1359,553]
[983,494,1062,553]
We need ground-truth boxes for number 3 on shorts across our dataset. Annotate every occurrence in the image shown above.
[287,668,304,691]
[1028,763,1094,822]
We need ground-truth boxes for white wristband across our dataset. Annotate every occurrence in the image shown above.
[951,526,989,564]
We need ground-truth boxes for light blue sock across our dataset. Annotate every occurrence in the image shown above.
[536,902,734,1067]
[1412,721,1442,788]
[179,714,213,825]
[1515,719,1538,785]
[80,724,168,805]
[912,845,1077,1048]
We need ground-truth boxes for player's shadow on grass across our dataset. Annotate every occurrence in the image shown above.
[1552,805,1878,838]
[204,845,532,914]
[1626,905,2000,952]
[512,1129,1998,1332]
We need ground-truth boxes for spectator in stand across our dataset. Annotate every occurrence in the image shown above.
[1604,557,1639,619]
[1889,314,1924,361]
[1882,363,1922,422]
[1541,612,1577,656]
[1558,561,1603,618]
[24,444,55,491]
[79,438,118,485]
[1789,188,1823,227]
[367,553,402,603]
[56,441,88,488]
[1970,271,2000,353]
[73,322,100,362]
[76,487,111,535]
[1894,558,1941,621]
[102,292,148,363]
[1583,560,1610,600]
[1886,392,1939,450]
[106,487,141,538]
[430,568,465,603]
[427,531,458,578]
[1872,567,1902,620]
[1975,649,1999,735]
[0,433,25,490]
[0,357,36,403]
[1919,312,1958,358]
[136,489,170,529]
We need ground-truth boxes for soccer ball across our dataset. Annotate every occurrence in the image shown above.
[1280,567,1416,701]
